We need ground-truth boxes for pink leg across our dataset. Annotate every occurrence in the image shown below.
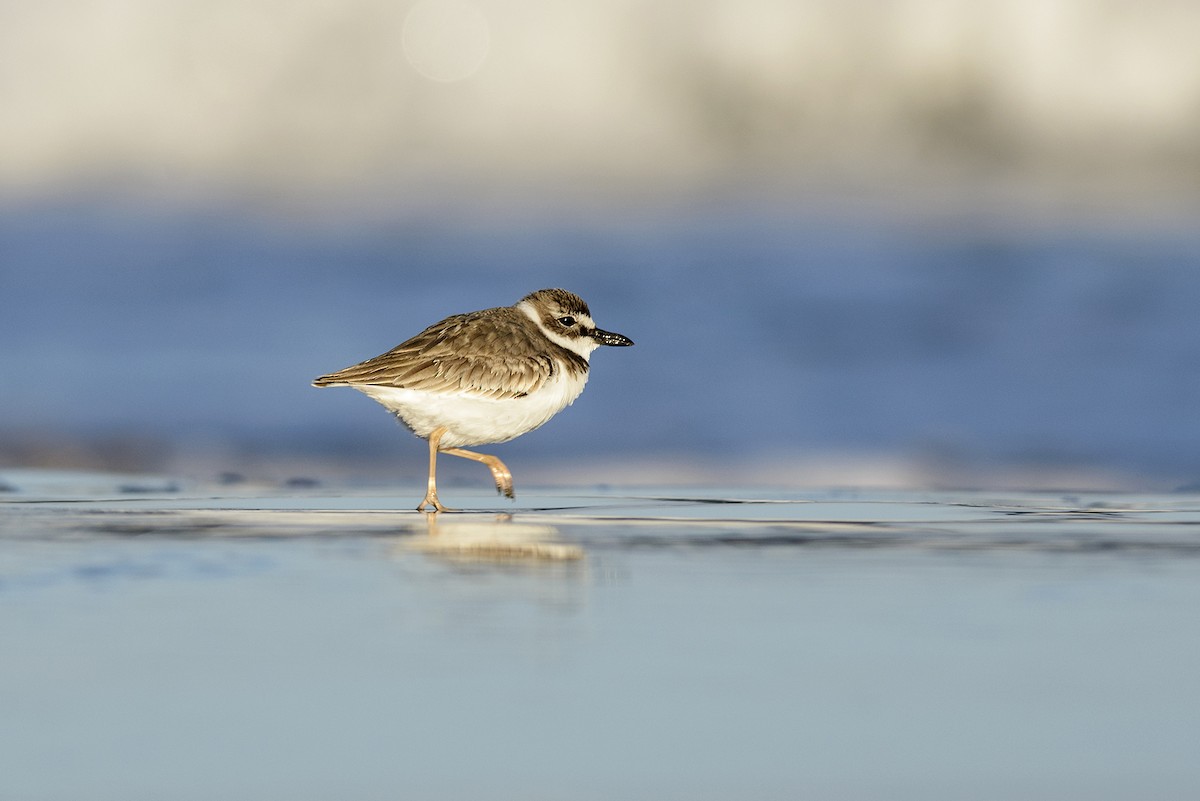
[441,447,515,500]
[416,427,451,512]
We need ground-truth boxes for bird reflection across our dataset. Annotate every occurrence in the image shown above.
[397,512,584,562]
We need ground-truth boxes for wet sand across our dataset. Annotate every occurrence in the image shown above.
[4,471,1200,800]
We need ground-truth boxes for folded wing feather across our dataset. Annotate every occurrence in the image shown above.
[312,307,562,400]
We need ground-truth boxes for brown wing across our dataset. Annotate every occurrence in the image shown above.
[312,307,560,400]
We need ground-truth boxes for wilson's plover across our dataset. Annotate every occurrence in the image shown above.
[313,288,633,511]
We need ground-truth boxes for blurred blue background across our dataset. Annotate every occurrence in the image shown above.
[3,0,1200,489]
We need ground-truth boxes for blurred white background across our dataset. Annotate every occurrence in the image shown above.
[3,0,1199,197]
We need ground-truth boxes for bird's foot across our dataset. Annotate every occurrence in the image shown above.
[441,447,515,500]
[489,461,515,499]
[416,492,453,513]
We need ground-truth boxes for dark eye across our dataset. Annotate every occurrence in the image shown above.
[556,315,576,327]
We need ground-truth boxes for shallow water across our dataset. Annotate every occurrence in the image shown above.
[3,473,1200,800]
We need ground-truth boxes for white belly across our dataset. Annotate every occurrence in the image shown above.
[354,371,589,447]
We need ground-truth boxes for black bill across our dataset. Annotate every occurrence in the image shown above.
[592,328,634,346]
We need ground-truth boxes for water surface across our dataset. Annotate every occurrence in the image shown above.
[4,474,1199,800]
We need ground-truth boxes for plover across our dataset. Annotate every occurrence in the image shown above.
[313,288,633,512]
